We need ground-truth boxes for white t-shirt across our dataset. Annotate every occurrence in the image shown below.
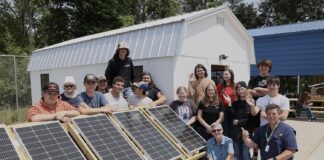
[127,95,153,107]
[104,92,129,111]
[256,94,290,126]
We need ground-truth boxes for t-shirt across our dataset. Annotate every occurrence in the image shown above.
[248,75,270,100]
[104,92,128,111]
[27,100,78,122]
[251,122,298,160]
[169,99,197,123]
[198,101,224,125]
[76,91,108,108]
[217,83,236,107]
[60,93,79,107]
[231,100,254,142]
[127,95,153,107]
[146,87,160,101]
[256,94,290,126]
[188,78,215,105]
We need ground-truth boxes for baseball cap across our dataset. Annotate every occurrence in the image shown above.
[236,81,248,89]
[42,82,60,93]
[132,81,148,92]
[98,75,107,81]
[118,42,129,50]
[84,74,98,82]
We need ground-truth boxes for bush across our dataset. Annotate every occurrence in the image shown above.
[0,107,28,124]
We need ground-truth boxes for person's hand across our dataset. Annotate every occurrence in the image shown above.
[206,126,213,134]
[189,73,195,82]
[129,105,135,110]
[223,94,231,104]
[101,106,112,113]
[241,127,249,138]
[233,119,239,125]
[61,117,71,123]
[246,96,255,106]
[55,112,66,121]
[149,102,156,107]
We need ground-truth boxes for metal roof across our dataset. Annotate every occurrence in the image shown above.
[248,20,324,37]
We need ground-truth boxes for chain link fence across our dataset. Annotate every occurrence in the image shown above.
[0,55,31,124]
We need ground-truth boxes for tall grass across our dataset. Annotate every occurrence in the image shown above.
[0,107,28,125]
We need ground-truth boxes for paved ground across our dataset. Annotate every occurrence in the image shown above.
[285,117,324,159]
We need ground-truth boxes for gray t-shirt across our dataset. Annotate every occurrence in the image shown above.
[104,92,128,111]
[169,99,197,123]
[76,91,108,108]
[127,95,153,107]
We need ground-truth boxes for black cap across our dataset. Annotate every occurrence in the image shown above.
[84,74,98,82]
[42,82,60,93]
[236,81,248,89]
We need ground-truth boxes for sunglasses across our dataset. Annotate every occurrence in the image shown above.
[64,85,74,88]
[86,81,96,85]
[212,129,222,132]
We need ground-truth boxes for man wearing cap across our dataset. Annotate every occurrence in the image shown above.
[77,74,112,115]
[104,76,129,111]
[61,76,79,107]
[27,82,80,122]
[96,75,109,94]
[206,123,234,160]
[127,81,153,109]
[105,42,135,99]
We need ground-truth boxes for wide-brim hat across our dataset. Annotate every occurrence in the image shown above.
[118,42,129,50]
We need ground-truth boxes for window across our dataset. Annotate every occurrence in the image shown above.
[211,65,227,85]
[40,74,49,89]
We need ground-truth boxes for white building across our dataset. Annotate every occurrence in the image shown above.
[28,6,255,103]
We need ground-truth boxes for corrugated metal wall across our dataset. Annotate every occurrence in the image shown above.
[28,21,183,71]
[251,29,324,76]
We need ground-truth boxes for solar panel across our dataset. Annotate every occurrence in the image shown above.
[147,105,206,153]
[13,121,85,160]
[71,114,143,160]
[0,125,20,160]
[113,110,182,160]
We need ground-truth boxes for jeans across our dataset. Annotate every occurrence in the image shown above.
[123,87,134,99]
[233,141,250,160]
[303,105,315,119]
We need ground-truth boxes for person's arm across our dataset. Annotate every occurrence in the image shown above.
[280,110,289,121]
[130,59,135,83]
[29,114,57,122]
[79,102,112,115]
[242,127,258,149]
[280,98,290,121]
[105,60,114,87]
[272,149,296,160]
[187,116,197,125]
[216,112,224,124]
[58,110,80,118]
[151,92,166,106]
[197,109,212,132]
[246,96,260,116]
[226,139,235,160]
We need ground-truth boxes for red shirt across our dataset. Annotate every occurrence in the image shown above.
[217,83,236,107]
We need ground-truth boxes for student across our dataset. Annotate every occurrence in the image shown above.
[127,81,153,109]
[27,82,80,122]
[77,74,112,115]
[300,92,317,121]
[141,71,166,106]
[60,76,79,107]
[96,75,109,94]
[169,86,197,125]
[104,76,129,111]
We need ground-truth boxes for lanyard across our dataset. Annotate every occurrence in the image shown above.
[265,121,279,144]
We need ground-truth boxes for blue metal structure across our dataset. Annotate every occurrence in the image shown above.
[249,20,324,76]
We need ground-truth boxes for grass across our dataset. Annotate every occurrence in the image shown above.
[0,107,28,125]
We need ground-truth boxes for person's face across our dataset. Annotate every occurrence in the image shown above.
[134,87,144,96]
[267,83,279,94]
[118,49,127,60]
[43,91,59,106]
[259,64,270,76]
[64,83,75,94]
[177,89,187,101]
[98,80,107,89]
[206,85,216,97]
[266,108,280,125]
[211,126,223,138]
[223,71,231,81]
[195,67,205,79]
[84,80,97,91]
[112,81,124,94]
[142,75,151,84]
[237,87,247,98]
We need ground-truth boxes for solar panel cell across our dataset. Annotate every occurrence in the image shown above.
[147,106,206,153]
[0,127,20,160]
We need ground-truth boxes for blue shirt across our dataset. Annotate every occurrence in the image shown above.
[207,136,234,160]
[76,91,108,108]
[252,121,298,160]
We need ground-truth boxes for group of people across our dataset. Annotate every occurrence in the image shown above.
[27,41,299,160]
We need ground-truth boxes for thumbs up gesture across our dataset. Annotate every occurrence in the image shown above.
[241,127,250,138]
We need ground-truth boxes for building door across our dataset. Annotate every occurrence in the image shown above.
[211,65,227,85]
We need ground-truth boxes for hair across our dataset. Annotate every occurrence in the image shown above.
[113,76,125,84]
[301,91,311,104]
[176,86,187,94]
[221,69,235,93]
[194,64,208,80]
[140,71,156,89]
[236,86,252,101]
[201,84,219,106]
[267,76,280,86]
[210,122,222,130]
[257,59,272,72]
[113,47,130,59]
[265,104,281,113]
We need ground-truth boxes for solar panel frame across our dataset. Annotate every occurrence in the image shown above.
[112,110,183,160]
[146,105,206,154]
[13,121,86,160]
[0,125,20,160]
[71,114,144,160]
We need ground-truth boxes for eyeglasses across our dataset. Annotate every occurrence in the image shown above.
[64,85,74,88]
[86,81,96,85]
[212,129,222,133]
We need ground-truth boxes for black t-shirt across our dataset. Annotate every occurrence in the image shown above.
[169,99,197,123]
[231,100,254,141]
[198,101,224,125]
[146,87,160,101]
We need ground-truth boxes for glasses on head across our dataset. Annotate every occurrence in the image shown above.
[212,129,222,133]
[86,81,96,85]
[64,85,74,88]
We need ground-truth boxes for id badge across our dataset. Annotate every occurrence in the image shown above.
[265,145,270,152]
